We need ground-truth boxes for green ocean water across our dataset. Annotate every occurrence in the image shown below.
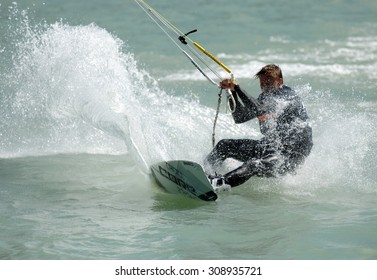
[1,0,377,259]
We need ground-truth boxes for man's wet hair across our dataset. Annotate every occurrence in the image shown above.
[255,64,283,79]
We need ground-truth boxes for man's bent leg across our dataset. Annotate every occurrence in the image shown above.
[205,139,260,166]
[224,156,279,187]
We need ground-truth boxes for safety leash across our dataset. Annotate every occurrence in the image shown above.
[212,88,223,147]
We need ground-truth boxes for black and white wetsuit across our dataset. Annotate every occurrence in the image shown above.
[205,84,313,187]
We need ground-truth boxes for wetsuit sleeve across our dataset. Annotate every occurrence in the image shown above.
[230,85,261,124]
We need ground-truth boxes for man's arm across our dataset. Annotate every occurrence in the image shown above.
[230,85,261,124]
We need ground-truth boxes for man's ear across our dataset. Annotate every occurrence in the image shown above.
[278,78,284,86]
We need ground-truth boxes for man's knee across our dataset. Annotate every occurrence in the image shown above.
[215,139,234,150]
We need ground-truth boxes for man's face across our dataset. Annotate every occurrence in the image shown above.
[259,75,283,94]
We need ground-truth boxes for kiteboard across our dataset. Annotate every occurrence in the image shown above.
[151,160,217,201]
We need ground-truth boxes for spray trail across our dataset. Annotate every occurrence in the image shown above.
[0,8,250,171]
[2,6,375,195]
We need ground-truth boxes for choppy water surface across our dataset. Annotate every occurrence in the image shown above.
[1,0,377,259]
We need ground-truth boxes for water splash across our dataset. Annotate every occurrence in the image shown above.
[1,6,376,194]
[281,84,377,194]
[0,7,250,171]
[1,14,131,157]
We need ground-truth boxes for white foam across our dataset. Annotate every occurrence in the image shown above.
[1,11,256,171]
[162,35,377,81]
